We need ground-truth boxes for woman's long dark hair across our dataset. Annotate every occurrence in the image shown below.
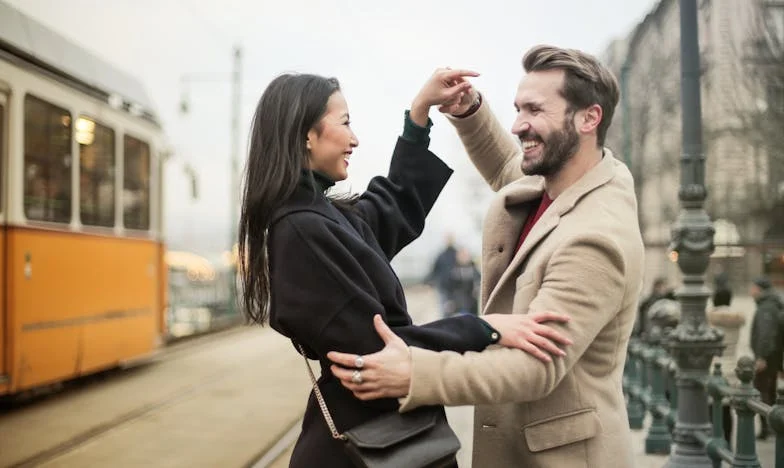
[239,73,341,324]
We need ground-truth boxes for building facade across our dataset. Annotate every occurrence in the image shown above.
[603,0,784,292]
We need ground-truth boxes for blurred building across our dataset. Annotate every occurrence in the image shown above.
[602,0,784,291]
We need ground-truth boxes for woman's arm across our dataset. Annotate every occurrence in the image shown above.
[351,70,479,260]
[352,135,452,261]
[268,215,496,359]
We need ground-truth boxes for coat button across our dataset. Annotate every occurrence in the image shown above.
[497,246,504,253]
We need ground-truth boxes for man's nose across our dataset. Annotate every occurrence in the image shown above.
[512,120,531,135]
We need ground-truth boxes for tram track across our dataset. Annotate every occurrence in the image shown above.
[9,366,235,468]
[1,324,310,468]
[5,327,250,467]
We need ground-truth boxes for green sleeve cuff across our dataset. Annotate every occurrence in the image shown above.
[479,319,501,344]
[401,110,433,147]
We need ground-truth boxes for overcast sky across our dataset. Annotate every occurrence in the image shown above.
[5,0,657,275]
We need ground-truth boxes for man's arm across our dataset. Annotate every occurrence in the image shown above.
[447,93,524,191]
[399,234,627,410]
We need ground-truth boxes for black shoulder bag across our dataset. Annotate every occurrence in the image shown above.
[295,344,461,468]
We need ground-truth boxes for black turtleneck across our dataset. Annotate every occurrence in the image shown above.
[299,169,335,193]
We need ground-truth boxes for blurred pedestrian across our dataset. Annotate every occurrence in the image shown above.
[446,247,480,316]
[634,277,670,337]
[425,233,457,317]
[749,276,784,440]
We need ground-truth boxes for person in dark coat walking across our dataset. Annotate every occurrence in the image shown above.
[425,234,458,316]
[237,71,573,468]
[749,276,784,440]
[633,277,670,337]
[446,247,481,317]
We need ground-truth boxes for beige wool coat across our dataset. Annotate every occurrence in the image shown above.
[399,102,645,468]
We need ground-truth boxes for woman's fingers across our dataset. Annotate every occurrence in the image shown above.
[533,324,573,346]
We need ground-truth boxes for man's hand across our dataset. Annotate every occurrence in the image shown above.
[756,358,768,373]
[481,311,573,363]
[410,68,479,126]
[437,77,478,116]
[328,315,412,400]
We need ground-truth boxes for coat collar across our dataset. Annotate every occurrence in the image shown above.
[270,170,341,226]
[483,148,621,312]
[500,147,618,216]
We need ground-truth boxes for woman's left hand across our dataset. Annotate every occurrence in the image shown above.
[481,311,573,363]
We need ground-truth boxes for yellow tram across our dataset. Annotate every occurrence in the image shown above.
[0,2,168,396]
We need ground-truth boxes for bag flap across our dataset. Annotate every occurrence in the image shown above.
[343,408,439,449]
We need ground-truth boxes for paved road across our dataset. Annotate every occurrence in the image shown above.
[0,327,311,468]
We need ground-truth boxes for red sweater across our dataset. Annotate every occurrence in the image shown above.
[514,194,553,255]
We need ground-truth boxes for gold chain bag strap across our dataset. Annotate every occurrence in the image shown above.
[294,343,461,468]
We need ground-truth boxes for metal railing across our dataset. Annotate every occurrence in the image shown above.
[624,329,784,467]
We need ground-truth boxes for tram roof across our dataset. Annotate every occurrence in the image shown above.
[0,1,160,125]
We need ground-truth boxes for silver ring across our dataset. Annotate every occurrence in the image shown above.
[354,355,364,369]
[351,370,363,384]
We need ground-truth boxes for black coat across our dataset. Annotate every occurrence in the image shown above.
[268,138,495,468]
[751,290,784,369]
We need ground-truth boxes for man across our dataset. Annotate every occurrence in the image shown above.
[749,276,784,440]
[329,45,644,468]
[633,276,669,337]
[425,233,458,317]
[712,271,733,307]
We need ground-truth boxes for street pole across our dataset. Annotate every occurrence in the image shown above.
[228,45,242,317]
[665,1,723,467]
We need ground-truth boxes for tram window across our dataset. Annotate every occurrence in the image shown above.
[123,135,150,230]
[23,95,72,223]
[78,117,115,227]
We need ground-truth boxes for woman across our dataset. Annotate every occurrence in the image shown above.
[238,70,571,467]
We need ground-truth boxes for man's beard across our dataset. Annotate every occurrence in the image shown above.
[521,115,580,177]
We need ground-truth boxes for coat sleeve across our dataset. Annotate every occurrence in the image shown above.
[268,215,494,363]
[398,234,627,410]
[353,137,453,260]
[446,97,524,191]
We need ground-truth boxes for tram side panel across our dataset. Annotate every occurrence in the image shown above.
[6,228,162,393]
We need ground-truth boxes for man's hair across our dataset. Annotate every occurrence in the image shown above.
[523,45,620,146]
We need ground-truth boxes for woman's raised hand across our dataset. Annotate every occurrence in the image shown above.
[410,68,479,126]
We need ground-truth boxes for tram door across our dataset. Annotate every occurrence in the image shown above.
[0,91,7,382]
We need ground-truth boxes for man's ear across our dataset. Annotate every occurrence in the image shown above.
[578,104,603,135]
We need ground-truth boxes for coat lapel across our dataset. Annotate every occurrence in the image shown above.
[481,176,545,311]
[482,149,621,314]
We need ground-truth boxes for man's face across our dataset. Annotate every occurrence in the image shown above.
[512,69,580,177]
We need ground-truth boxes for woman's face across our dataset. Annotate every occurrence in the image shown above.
[307,91,359,181]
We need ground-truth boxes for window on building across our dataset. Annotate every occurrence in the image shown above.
[24,95,72,223]
[123,134,150,230]
[78,117,115,227]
